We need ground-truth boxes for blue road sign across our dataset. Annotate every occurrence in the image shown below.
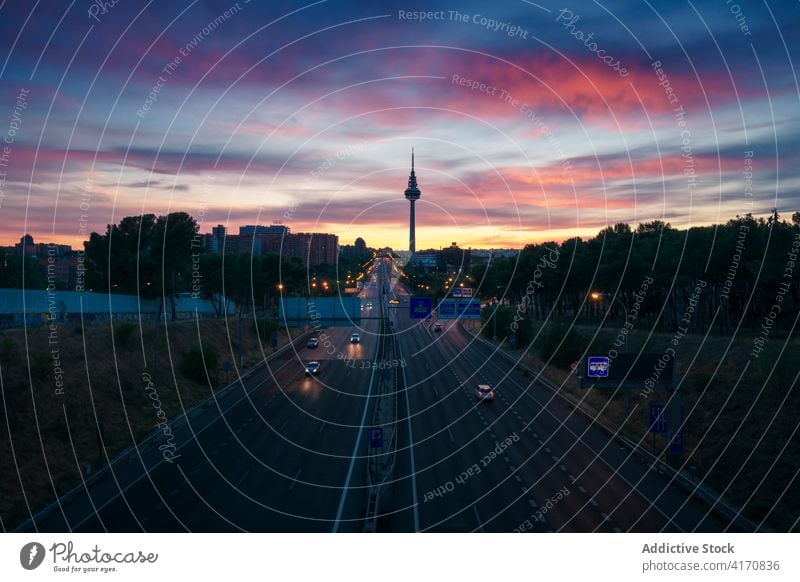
[587,356,610,378]
[649,404,666,433]
[458,299,481,320]
[438,300,456,318]
[668,430,684,454]
[438,299,480,320]
[409,296,433,319]
[369,427,384,448]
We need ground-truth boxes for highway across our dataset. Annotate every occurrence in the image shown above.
[384,277,735,532]
[21,261,392,532]
[19,257,742,532]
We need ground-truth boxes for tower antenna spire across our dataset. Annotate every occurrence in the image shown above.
[403,148,421,258]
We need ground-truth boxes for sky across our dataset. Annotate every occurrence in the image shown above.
[0,0,799,250]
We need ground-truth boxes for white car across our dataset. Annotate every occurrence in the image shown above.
[350,333,360,343]
[307,338,319,348]
[476,384,495,401]
[305,361,320,375]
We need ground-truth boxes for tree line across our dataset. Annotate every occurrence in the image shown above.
[473,212,800,340]
[81,212,366,318]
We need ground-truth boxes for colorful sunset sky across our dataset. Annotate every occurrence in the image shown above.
[1,0,799,249]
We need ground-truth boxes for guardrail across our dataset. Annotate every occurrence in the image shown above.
[13,326,312,532]
[462,324,766,533]
[363,292,402,532]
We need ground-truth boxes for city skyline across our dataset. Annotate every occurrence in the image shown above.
[1,2,798,250]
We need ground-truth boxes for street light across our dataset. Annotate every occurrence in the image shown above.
[589,291,629,352]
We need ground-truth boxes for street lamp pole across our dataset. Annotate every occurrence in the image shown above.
[591,292,629,352]
[609,295,629,352]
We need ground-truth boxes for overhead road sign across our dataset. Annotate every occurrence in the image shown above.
[409,296,433,319]
[437,298,480,320]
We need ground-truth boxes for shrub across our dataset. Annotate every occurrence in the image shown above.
[0,337,17,365]
[180,342,219,384]
[114,322,137,349]
[534,323,588,369]
[254,318,278,341]
[30,353,51,380]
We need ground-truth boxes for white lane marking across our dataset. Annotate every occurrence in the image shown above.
[590,499,599,507]
[446,425,455,443]
[472,506,485,532]
[289,468,302,491]
[578,485,587,494]
[234,469,250,487]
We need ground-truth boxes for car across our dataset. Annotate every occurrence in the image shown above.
[433,323,442,332]
[305,361,320,375]
[366,302,373,309]
[307,338,319,348]
[476,384,495,401]
[350,333,360,343]
[389,299,400,305]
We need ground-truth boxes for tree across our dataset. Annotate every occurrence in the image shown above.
[0,249,46,289]
[85,212,198,320]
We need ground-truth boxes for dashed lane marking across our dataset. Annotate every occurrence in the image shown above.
[289,468,302,491]
[234,469,250,487]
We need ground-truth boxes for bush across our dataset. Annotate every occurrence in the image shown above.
[534,323,588,369]
[254,318,278,341]
[114,322,136,349]
[30,353,51,380]
[180,342,219,384]
[0,336,17,365]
